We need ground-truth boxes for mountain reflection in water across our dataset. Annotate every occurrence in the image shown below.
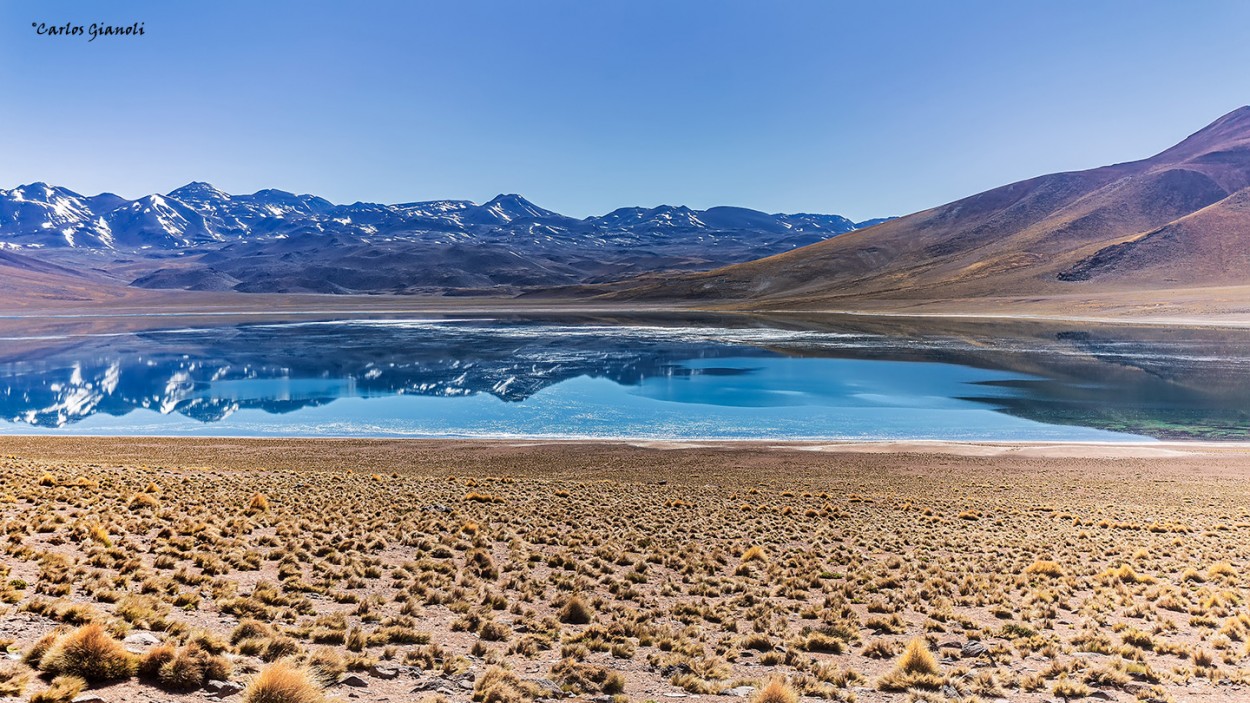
[0,314,1246,440]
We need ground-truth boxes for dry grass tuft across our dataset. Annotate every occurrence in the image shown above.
[1024,559,1064,578]
[28,675,85,703]
[0,661,30,698]
[740,545,768,563]
[751,677,798,703]
[37,624,137,683]
[242,660,324,703]
[247,493,271,514]
[473,665,541,703]
[877,637,943,691]
[128,492,160,511]
[557,595,593,625]
[1052,675,1092,700]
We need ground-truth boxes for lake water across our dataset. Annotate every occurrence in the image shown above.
[1,313,1248,441]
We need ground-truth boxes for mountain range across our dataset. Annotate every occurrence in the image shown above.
[605,106,1250,312]
[4,106,1250,315]
[0,182,884,295]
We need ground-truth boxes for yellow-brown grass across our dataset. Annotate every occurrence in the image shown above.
[37,624,137,683]
[751,677,798,703]
[242,660,324,703]
[28,675,85,703]
[877,637,942,691]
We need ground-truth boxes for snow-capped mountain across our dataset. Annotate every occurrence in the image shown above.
[0,181,884,252]
[0,181,891,295]
[461,193,570,226]
[0,182,116,248]
[103,194,218,248]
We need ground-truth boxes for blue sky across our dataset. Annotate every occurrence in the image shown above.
[2,1,1248,220]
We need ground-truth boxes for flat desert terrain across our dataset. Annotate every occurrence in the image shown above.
[2,438,1250,702]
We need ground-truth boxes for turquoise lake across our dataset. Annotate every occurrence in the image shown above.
[1,314,1247,441]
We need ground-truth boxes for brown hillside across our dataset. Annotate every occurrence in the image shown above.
[0,250,127,304]
[605,106,1250,309]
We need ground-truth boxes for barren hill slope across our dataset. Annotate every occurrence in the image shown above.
[607,107,1250,310]
[0,250,129,305]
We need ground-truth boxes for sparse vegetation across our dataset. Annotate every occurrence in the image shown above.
[0,441,1247,702]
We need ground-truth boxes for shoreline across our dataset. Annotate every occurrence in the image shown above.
[6,289,1250,329]
[764,307,1250,329]
[4,435,1250,465]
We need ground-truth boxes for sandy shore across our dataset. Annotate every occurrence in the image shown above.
[8,284,1250,328]
[3,435,1250,474]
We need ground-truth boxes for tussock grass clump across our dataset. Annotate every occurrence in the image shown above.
[1024,559,1064,578]
[1208,562,1237,579]
[1052,676,1092,700]
[798,631,845,653]
[28,675,84,703]
[877,637,943,691]
[242,660,325,703]
[0,661,30,697]
[473,665,543,703]
[138,642,177,678]
[86,523,112,547]
[150,643,232,691]
[466,548,499,580]
[861,639,897,658]
[37,624,137,683]
[247,493,271,514]
[751,677,798,703]
[1101,564,1155,585]
[550,659,625,694]
[305,647,346,684]
[128,492,160,510]
[558,595,594,624]
[740,545,768,563]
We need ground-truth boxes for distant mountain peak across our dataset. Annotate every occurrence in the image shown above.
[252,188,298,198]
[484,193,543,210]
[169,181,229,198]
[473,193,561,223]
[11,182,59,200]
[174,180,219,190]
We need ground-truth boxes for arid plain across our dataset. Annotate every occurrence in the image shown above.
[2,438,1250,702]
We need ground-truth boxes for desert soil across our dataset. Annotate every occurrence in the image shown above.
[2,438,1250,702]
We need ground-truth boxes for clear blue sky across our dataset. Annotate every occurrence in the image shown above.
[2,1,1248,220]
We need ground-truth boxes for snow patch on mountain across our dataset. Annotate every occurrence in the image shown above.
[0,181,889,255]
